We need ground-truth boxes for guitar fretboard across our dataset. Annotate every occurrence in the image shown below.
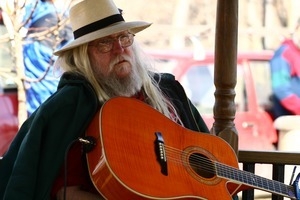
[215,162,296,199]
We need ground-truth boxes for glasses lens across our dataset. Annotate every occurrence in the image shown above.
[98,42,111,53]
[119,33,134,48]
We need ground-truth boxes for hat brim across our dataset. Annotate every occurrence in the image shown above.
[54,21,151,56]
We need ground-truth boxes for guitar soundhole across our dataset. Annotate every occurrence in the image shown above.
[189,153,215,179]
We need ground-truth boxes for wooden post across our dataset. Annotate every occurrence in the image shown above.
[212,0,239,154]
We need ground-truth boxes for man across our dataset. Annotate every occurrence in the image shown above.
[270,19,300,119]
[0,0,209,199]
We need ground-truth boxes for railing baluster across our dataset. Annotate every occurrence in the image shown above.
[242,162,255,200]
[272,164,285,200]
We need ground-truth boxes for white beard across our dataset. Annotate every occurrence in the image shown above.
[96,55,143,97]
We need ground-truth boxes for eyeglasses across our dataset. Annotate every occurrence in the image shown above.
[90,33,135,53]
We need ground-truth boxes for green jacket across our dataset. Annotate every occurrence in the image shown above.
[0,72,208,200]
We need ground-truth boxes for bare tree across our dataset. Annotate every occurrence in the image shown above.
[0,0,73,125]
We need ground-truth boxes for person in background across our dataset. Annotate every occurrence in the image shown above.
[270,19,300,119]
[0,0,210,199]
[0,8,3,25]
[23,0,72,116]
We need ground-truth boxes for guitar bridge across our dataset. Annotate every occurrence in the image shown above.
[155,132,168,176]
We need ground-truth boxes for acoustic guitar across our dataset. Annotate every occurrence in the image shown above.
[85,97,300,199]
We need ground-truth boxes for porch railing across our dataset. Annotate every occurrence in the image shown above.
[238,150,300,200]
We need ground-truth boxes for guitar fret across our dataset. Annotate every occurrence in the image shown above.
[215,162,296,198]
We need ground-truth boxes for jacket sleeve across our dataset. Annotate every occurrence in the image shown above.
[157,73,209,133]
[271,49,300,114]
[187,97,210,133]
[0,82,98,200]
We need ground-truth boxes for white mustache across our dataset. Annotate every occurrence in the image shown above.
[111,55,130,65]
[109,55,132,71]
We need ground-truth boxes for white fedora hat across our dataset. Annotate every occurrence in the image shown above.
[54,0,151,55]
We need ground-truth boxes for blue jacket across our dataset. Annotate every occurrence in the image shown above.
[23,1,72,115]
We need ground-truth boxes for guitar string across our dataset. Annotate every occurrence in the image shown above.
[161,144,294,196]
[163,145,221,174]
[164,145,291,196]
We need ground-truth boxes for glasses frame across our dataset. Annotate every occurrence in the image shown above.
[89,32,135,53]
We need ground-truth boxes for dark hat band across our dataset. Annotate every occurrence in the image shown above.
[73,14,125,39]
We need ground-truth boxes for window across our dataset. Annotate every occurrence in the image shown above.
[181,64,247,114]
[0,25,13,69]
[249,60,273,112]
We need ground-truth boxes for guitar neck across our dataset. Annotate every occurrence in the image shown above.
[215,162,296,199]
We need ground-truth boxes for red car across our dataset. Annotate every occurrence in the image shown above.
[148,49,277,151]
[0,23,18,156]
[0,74,18,155]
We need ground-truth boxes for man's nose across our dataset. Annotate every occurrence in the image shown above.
[111,39,124,54]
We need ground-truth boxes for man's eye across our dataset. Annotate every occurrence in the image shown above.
[99,40,112,45]
[120,35,128,40]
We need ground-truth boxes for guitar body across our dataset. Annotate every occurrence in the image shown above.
[86,97,244,199]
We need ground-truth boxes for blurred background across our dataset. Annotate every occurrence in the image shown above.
[114,0,300,51]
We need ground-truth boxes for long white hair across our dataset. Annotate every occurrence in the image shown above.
[54,42,181,122]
